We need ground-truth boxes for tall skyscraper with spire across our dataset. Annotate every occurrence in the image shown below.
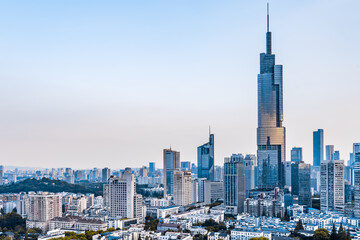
[257,4,286,189]
[197,132,214,181]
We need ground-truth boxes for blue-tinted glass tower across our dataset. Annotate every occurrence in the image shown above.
[163,149,180,196]
[257,4,286,189]
[181,161,191,171]
[291,147,303,163]
[197,133,215,181]
[313,129,324,166]
[149,162,155,173]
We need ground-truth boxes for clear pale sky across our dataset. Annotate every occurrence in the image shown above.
[0,1,359,169]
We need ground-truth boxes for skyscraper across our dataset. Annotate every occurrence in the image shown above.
[181,161,191,171]
[291,162,299,195]
[298,162,312,207]
[163,149,180,196]
[320,160,345,212]
[104,168,144,220]
[257,4,286,189]
[313,129,324,167]
[349,143,360,166]
[224,154,245,214]
[326,145,335,160]
[353,153,360,218]
[244,154,256,197]
[349,143,360,186]
[149,162,155,173]
[197,133,215,181]
[291,147,303,163]
[102,167,111,182]
[285,161,292,187]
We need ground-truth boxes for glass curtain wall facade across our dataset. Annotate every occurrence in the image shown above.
[313,129,324,167]
[197,134,215,181]
[163,149,180,196]
[224,154,245,214]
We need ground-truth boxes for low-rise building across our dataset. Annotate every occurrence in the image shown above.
[49,216,107,231]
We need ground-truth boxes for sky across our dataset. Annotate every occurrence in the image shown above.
[0,0,359,169]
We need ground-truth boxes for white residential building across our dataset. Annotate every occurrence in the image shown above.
[26,192,62,232]
[173,171,192,206]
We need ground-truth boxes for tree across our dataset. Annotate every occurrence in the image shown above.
[346,228,351,240]
[330,224,337,240]
[338,223,346,240]
[282,211,290,221]
[193,234,207,240]
[313,228,330,240]
[295,219,304,232]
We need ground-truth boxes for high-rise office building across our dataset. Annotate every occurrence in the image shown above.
[163,149,180,196]
[104,169,144,220]
[354,144,360,155]
[197,178,208,203]
[349,143,360,186]
[191,179,199,203]
[149,162,155,173]
[244,154,256,197]
[210,181,224,203]
[214,166,223,182]
[334,151,340,160]
[191,163,197,178]
[102,167,111,182]
[224,154,245,214]
[326,145,335,161]
[311,165,321,192]
[291,162,312,207]
[313,129,324,167]
[349,143,360,166]
[181,161,191,171]
[197,133,215,181]
[0,166,4,185]
[285,161,292,188]
[139,166,148,177]
[173,171,192,206]
[65,173,75,184]
[291,147,303,163]
[354,153,360,217]
[257,5,286,189]
[320,160,345,212]
[291,162,299,195]
[298,162,312,207]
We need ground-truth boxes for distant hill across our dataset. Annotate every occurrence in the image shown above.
[0,178,103,196]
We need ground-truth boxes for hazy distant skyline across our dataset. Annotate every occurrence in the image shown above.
[0,1,359,169]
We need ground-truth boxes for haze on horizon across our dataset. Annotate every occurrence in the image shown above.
[0,0,359,169]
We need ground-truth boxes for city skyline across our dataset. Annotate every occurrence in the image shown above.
[0,1,360,169]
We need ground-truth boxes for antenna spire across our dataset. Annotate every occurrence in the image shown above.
[267,3,270,32]
[266,3,272,54]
